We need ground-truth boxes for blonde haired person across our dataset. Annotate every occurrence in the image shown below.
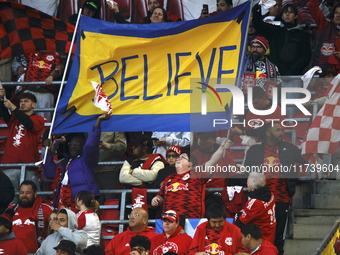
[75,191,101,246]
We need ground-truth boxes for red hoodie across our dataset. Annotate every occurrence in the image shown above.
[150,226,192,255]
[105,227,158,255]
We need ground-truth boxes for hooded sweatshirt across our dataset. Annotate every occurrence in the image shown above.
[0,231,28,255]
[236,186,276,243]
[36,208,87,255]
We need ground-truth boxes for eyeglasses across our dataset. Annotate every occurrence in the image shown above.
[166,154,178,159]
[178,155,189,161]
[68,142,80,147]
[161,212,176,218]
[128,213,140,219]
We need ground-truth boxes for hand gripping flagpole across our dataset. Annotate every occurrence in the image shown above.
[40,9,83,165]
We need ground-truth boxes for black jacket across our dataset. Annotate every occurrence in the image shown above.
[252,4,311,75]
[0,172,14,214]
[244,141,307,197]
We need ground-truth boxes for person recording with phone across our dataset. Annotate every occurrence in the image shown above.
[199,0,233,18]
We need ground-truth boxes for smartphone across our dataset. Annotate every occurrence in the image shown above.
[203,4,209,14]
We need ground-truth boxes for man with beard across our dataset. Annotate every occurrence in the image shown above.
[10,180,53,253]
[243,122,307,255]
[243,36,282,100]
[0,91,45,203]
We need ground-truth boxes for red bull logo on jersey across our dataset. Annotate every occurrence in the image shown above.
[205,243,223,255]
[32,60,52,70]
[321,43,335,56]
[165,182,189,192]
[264,156,280,167]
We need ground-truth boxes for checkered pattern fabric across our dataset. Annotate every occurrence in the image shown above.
[301,74,340,161]
[0,1,75,58]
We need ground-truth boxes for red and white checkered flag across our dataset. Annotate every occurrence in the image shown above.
[301,74,340,162]
[91,81,112,114]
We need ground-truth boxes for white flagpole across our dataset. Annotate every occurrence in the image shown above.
[42,9,83,164]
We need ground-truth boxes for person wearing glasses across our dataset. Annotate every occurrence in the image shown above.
[130,235,151,255]
[150,210,192,255]
[44,114,111,211]
[152,152,208,218]
[105,207,158,255]
[153,146,182,188]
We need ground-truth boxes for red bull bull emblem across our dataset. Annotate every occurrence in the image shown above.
[225,237,233,246]
[205,243,222,254]
[321,43,335,56]
[263,156,280,167]
[165,182,189,192]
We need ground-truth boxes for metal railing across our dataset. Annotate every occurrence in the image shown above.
[313,218,340,255]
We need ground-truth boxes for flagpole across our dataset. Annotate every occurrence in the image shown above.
[42,9,83,164]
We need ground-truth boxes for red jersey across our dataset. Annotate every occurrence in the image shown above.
[105,227,158,255]
[188,221,245,255]
[158,172,207,218]
[150,226,192,255]
[11,198,53,253]
[251,239,278,255]
[25,51,62,82]
[239,194,276,243]
[2,113,45,164]
[263,145,290,203]
[0,236,28,255]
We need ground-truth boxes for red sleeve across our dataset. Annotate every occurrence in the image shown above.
[31,115,45,134]
[105,237,116,255]
[158,177,167,197]
[77,212,86,230]
[239,199,263,225]
[309,0,329,32]
[188,227,204,255]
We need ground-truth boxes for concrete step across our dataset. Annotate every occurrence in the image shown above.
[315,180,340,195]
[294,215,339,225]
[284,239,322,255]
[294,209,340,225]
[315,194,340,209]
[293,224,332,239]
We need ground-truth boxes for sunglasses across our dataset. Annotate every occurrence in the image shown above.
[161,212,177,218]
[177,155,189,161]
[166,154,178,158]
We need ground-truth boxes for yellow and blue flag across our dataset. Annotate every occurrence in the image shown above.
[53,2,251,133]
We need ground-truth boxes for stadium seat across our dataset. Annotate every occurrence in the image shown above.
[131,0,148,23]
[166,0,184,21]
[100,199,120,248]
[292,112,311,145]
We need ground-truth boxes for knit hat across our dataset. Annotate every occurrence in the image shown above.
[0,209,14,231]
[166,145,181,156]
[251,36,269,51]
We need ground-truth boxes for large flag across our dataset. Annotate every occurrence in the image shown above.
[0,1,75,58]
[53,2,251,133]
[301,74,340,161]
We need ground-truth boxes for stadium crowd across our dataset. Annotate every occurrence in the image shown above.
[0,0,339,254]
